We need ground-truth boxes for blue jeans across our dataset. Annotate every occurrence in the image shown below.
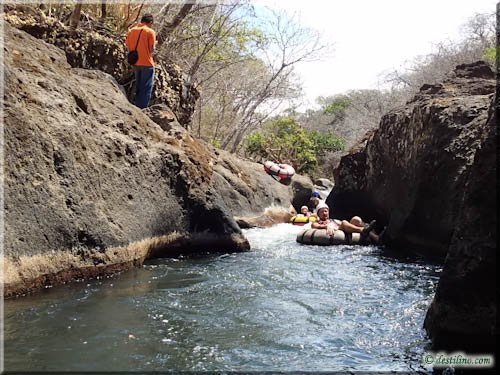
[134,66,155,109]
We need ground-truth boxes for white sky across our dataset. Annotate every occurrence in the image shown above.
[253,0,498,108]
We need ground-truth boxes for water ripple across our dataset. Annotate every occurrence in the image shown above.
[4,224,440,372]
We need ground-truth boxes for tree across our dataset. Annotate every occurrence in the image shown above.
[100,1,107,21]
[220,8,330,153]
[245,117,343,174]
[156,1,198,46]
[68,1,83,30]
[318,94,352,124]
[383,11,495,95]
[156,1,257,80]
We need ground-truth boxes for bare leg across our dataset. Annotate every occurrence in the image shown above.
[339,220,365,233]
[350,216,364,227]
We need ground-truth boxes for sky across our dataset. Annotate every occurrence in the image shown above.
[252,0,497,109]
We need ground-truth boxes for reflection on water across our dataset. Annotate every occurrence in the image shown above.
[4,223,441,372]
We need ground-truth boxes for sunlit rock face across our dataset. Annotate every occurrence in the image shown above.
[327,61,495,258]
[3,21,294,296]
[3,4,199,126]
[3,20,244,256]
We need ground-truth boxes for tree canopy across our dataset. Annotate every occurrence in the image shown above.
[37,3,495,178]
[245,117,344,174]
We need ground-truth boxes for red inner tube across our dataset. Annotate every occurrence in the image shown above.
[264,161,295,179]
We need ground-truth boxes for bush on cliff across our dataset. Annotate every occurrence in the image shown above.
[244,117,344,174]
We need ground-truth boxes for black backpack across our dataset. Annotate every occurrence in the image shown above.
[127,29,143,65]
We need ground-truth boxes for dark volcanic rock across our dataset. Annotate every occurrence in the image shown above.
[143,104,182,132]
[211,148,295,217]
[314,178,334,191]
[290,174,315,212]
[328,60,497,353]
[423,103,496,353]
[328,61,495,257]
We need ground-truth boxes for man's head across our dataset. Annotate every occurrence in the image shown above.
[300,205,309,214]
[141,14,154,24]
[316,202,329,220]
[312,197,320,206]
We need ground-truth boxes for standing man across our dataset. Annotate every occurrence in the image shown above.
[125,14,156,109]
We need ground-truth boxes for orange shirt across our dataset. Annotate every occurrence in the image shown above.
[125,23,156,67]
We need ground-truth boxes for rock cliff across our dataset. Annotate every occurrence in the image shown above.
[327,61,496,353]
[423,102,496,353]
[2,21,294,297]
[328,61,495,258]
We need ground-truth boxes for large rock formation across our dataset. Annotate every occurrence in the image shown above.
[328,61,495,258]
[423,102,496,353]
[2,21,293,297]
[327,61,497,353]
[143,105,296,218]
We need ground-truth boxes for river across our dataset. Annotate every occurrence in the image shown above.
[4,223,441,372]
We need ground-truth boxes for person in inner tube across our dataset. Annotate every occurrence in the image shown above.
[311,203,380,242]
[310,196,325,217]
[299,205,312,217]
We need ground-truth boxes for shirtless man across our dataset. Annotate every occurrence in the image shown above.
[311,202,378,242]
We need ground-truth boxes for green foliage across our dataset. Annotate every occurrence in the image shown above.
[308,130,345,155]
[245,132,266,154]
[482,47,498,66]
[210,138,222,148]
[245,117,344,174]
[204,21,266,64]
[322,95,352,116]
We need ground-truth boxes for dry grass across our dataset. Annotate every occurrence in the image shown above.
[105,231,184,262]
[3,231,185,287]
[3,230,250,297]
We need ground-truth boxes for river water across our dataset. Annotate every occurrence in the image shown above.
[4,224,441,372]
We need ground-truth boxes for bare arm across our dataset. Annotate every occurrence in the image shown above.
[311,221,327,229]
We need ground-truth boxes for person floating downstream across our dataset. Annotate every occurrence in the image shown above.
[310,196,326,216]
[300,205,312,217]
[125,13,157,109]
[312,202,381,243]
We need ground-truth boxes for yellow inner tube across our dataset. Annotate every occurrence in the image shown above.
[290,215,316,224]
